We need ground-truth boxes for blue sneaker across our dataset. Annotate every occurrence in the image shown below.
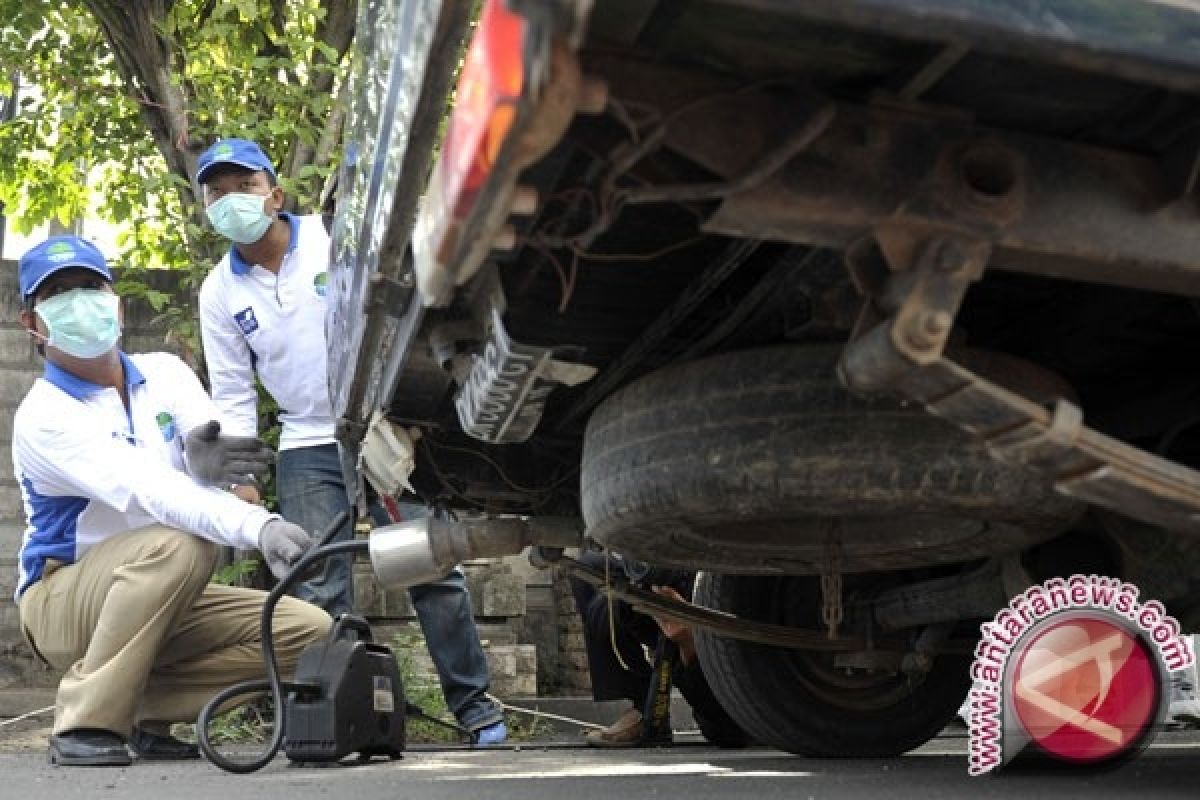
[472,721,508,746]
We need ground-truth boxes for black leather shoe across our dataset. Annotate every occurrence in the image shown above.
[48,729,132,767]
[128,727,201,760]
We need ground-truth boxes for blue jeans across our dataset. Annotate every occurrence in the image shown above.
[277,443,503,731]
[277,444,357,617]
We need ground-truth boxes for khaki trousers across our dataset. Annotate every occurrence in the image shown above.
[18,525,331,736]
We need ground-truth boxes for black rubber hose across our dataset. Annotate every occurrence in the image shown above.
[197,512,367,773]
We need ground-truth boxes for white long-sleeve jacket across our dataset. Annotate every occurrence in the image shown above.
[12,352,277,599]
[197,213,336,451]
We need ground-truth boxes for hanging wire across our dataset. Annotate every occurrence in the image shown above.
[605,556,632,672]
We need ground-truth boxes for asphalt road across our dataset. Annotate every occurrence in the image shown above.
[2,731,1198,799]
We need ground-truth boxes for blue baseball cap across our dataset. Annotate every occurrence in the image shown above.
[19,235,113,299]
[196,138,277,184]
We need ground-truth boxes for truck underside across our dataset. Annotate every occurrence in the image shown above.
[332,0,1200,756]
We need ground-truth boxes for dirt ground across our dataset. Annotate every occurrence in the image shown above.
[0,716,52,753]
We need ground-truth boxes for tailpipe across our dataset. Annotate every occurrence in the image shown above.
[368,516,583,588]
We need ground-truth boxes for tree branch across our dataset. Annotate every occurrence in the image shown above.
[195,0,217,29]
[280,0,356,197]
[311,0,357,95]
[79,0,202,219]
[257,0,290,60]
[314,75,349,211]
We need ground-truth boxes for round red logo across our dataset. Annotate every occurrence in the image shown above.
[1011,615,1160,764]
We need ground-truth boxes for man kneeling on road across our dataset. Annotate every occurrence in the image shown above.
[12,236,331,767]
[570,551,747,748]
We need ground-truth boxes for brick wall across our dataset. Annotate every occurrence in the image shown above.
[555,564,592,694]
[355,556,542,696]
[0,259,36,689]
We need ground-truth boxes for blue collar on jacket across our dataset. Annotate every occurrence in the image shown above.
[43,351,145,401]
[229,212,300,276]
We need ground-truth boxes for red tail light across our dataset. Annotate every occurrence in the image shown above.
[443,0,526,215]
[415,0,528,304]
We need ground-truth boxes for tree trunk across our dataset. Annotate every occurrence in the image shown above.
[81,0,205,225]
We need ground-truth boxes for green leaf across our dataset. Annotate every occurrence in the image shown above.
[145,289,171,312]
[213,557,261,586]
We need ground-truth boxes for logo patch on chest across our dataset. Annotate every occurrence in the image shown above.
[234,307,259,335]
[155,411,177,442]
[313,272,328,298]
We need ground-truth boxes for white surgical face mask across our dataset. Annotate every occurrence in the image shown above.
[206,192,273,244]
[34,288,121,358]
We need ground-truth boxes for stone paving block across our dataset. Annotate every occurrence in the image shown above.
[354,565,416,619]
[0,328,40,364]
[462,568,485,617]
[524,582,556,615]
[558,667,593,692]
[564,652,590,672]
[556,597,579,615]
[371,629,540,701]
[516,645,537,677]
[517,606,560,696]
[486,646,517,680]
[473,622,518,646]
[0,556,17,598]
[495,671,536,698]
[0,529,23,562]
[481,572,526,618]
[485,644,537,697]
[0,487,25,521]
[559,632,587,652]
[0,371,38,406]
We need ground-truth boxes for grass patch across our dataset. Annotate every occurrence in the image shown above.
[173,697,272,746]
[501,705,551,741]
[391,631,461,744]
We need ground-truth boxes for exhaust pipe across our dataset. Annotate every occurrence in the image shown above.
[368,516,582,588]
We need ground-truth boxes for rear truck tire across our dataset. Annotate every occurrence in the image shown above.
[692,571,972,757]
[581,344,1082,574]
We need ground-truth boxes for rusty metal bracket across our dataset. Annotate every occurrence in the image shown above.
[838,230,1200,537]
[839,232,989,392]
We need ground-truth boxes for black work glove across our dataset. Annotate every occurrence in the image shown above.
[259,519,316,580]
[183,420,274,488]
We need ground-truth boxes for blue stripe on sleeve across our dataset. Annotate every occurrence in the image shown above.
[16,475,88,597]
